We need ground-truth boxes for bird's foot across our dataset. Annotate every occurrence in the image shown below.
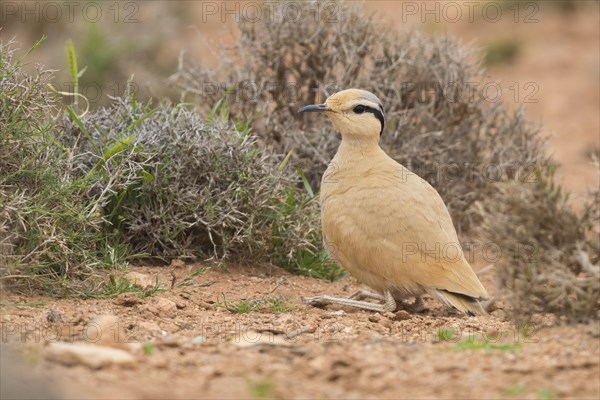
[348,289,385,302]
[303,295,329,308]
[398,296,427,313]
[304,291,396,313]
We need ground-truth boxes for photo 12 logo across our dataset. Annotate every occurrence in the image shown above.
[199,1,339,23]
[53,80,139,105]
[400,1,540,24]
[1,1,139,24]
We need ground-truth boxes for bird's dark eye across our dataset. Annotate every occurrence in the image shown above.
[353,105,365,114]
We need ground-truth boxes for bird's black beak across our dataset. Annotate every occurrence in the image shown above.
[298,103,330,113]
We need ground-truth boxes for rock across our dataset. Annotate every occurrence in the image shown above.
[114,292,143,307]
[383,312,396,319]
[137,321,162,335]
[368,315,381,323]
[378,317,392,329]
[126,271,156,290]
[174,299,187,310]
[393,310,412,320]
[45,342,136,369]
[191,335,206,344]
[154,298,177,315]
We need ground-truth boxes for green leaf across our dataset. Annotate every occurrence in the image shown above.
[141,170,153,183]
[128,107,159,134]
[296,168,315,198]
[279,151,293,172]
[91,134,136,173]
[207,98,223,125]
[15,36,46,69]
[65,105,99,154]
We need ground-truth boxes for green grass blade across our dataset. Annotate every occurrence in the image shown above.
[14,36,46,69]
[66,39,79,104]
[65,105,99,154]
[296,168,314,198]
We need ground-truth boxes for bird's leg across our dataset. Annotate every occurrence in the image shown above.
[349,289,385,302]
[305,289,396,313]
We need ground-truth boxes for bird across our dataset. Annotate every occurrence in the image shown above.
[298,88,489,316]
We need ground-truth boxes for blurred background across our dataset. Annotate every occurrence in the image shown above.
[2,0,598,203]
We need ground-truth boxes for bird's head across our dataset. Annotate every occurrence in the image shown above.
[298,88,384,141]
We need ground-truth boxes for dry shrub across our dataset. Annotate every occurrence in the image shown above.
[171,0,599,321]
[59,94,320,267]
[478,167,600,323]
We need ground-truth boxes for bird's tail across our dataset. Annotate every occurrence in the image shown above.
[433,290,486,316]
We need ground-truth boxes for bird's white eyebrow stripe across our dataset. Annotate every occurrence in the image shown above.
[355,98,383,112]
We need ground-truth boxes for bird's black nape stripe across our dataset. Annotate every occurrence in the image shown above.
[363,106,385,136]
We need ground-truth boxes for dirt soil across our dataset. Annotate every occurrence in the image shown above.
[1,264,599,399]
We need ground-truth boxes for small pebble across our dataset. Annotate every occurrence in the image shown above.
[191,336,206,344]
[46,342,136,369]
[393,310,412,321]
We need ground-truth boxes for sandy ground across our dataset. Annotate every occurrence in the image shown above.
[1,264,599,400]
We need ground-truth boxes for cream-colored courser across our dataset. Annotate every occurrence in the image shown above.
[298,88,489,316]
